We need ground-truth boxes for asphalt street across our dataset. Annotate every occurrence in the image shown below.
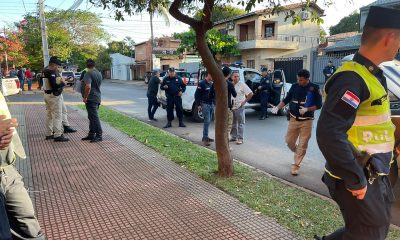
[7,80,400,226]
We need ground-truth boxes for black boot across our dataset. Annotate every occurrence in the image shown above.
[179,121,186,127]
[259,115,266,120]
[54,135,69,142]
[64,125,77,133]
[90,134,103,143]
[82,134,95,141]
[314,235,324,240]
[163,122,172,128]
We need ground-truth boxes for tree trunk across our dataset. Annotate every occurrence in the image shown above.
[196,30,233,177]
[150,13,154,72]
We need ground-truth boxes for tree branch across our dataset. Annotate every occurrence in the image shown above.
[169,0,201,29]
[202,0,214,31]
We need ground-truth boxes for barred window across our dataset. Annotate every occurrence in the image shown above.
[247,60,255,69]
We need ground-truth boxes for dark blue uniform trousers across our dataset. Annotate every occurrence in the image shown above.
[166,95,183,122]
[323,174,393,240]
[260,91,270,117]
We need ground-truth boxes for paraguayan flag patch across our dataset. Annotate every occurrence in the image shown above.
[341,90,360,109]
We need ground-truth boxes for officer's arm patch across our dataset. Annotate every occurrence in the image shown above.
[341,90,360,109]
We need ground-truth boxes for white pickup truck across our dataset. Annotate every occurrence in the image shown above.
[157,67,292,122]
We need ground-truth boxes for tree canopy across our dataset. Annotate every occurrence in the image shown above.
[329,11,359,35]
[174,28,240,58]
[195,4,246,23]
[0,32,28,68]
[107,40,134,57]
[21,10,108,70]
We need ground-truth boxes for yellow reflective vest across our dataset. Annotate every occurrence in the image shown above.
[325,61,395,178]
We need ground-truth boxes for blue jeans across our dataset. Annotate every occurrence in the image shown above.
[27,78,32,91]
[19,78,24,90]
[202,103,214,140]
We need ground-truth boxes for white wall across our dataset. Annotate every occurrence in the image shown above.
[110,53,134,80]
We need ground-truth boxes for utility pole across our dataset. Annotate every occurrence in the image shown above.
[3,26,9,74]
[38,0,49,67]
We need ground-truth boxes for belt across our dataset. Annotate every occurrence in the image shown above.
[290,113,313,121]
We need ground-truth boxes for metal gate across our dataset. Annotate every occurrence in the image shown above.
[274,57,304,84]
[310,51,350,85]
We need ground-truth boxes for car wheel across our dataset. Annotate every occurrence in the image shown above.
[192,103,204,122]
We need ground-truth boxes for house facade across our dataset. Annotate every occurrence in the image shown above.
[213,3,324,70]
[110,53,135,81]
[132,37,181,80]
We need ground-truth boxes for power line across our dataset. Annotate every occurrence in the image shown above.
[21,0,28,14]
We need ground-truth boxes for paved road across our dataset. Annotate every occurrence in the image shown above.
[8,81,400,225]
[99,80,400,226]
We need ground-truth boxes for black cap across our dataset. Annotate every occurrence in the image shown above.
[365,6,400,29]
[222,66,231,77]
[261,67,268,72]
[49,56,62,66]
[168,67,175,72]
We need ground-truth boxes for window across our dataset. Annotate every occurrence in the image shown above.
[265,23,275,38]
[243,71,262,83]
[247,60,255,69]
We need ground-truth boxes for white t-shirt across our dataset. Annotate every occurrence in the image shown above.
[232,81,253,110]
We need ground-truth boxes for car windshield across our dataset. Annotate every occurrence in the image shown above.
[243,71,262,83]
[62,72,74,77]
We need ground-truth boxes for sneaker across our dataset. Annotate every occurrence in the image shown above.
[203,140,211,146]
[45,135,54,140]
[314,236,324,240]
[236,139,243,145]
[82,135,95,141]
[64,126,77,133]
[229,138,237,142]
[291,164,300,176]
[90,135,103,143]
[54,135,69,142]
[207,137,214,142]
[259,116,266,120]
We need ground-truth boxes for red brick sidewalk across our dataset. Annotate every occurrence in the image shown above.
[10,103,297,240]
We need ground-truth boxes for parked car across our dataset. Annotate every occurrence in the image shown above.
[157,67,291,122]
[61,71,75,86]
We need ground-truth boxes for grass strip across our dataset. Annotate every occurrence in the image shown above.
[79,105,400,240]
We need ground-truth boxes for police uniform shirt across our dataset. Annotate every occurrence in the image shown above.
[209,80,237,109]
[43,68,65,95]
[283,82,322,119]
[316,52,387,190]
[195,80,214,105]
[160,76,186,96]
[259,76,272,91]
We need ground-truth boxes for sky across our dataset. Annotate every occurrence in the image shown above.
[0,0,376,43]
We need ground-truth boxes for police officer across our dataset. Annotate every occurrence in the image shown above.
[160,67,186,128]
[0,94,45,239]
[322,60,336,82]
[315,6,400,240]
[257,67,272,120]
[195,72,214,146]
[42,56,76,142]
[272,69,322,175]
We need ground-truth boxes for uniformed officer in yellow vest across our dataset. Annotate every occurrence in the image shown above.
[315,6,400,240]
[42,56,76,142]
[0,92,45,238]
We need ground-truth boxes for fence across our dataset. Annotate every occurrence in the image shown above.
[310,51,350,85]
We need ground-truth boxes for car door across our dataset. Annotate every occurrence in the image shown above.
[242,70,262,104]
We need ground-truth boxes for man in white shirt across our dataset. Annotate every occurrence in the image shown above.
[230,71,253,144]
